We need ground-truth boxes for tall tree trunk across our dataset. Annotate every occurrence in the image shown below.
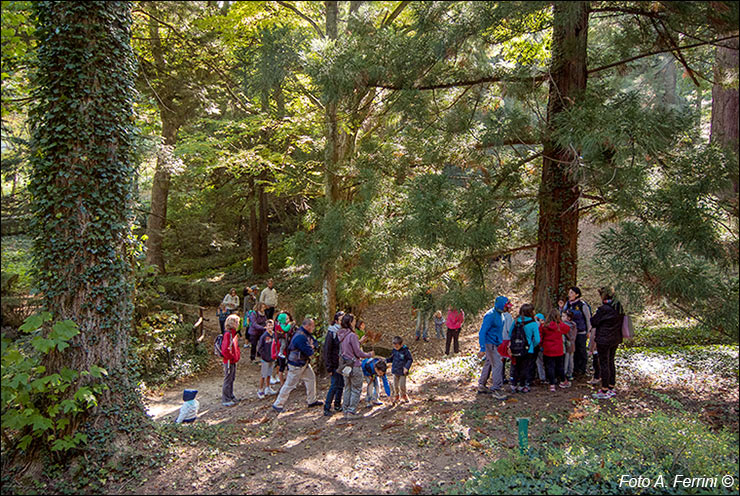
[29,0,143,442]
[710,33,739,218]
[249,176,270,274]
[145,118,177,273]
[321,0,340,325]
[532,2,589,311]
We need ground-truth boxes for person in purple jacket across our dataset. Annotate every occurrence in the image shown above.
[248,302,268,363]
[337,313,375,418]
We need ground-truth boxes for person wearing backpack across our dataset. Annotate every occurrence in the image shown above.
[509,303,540,393]
[220,314,242,407]
[589,287,624,399]
[272,318,323,413]
[256,319,277,399]
[476,296,510,400]
[337,313,375,418]
[323,311,345,417]
[563,286,592,378]
[248,303,268,363]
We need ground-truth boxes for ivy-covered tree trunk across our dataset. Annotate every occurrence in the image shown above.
[29,0,143,426]
[532,1,589,311]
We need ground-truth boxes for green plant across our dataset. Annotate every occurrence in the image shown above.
[1,312,107,454]
[454,411,739,495]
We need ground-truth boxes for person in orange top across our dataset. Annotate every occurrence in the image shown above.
[221,314,242,406]
[540,309,571,391]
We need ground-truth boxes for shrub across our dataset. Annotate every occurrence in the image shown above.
[455,412,739,495]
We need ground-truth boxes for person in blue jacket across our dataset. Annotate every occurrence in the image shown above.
[361,357,391,407]
[477,296,509,400]
[272,318,323,413]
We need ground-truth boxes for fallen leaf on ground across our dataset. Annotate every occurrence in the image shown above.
[382,421,404,430]
[263,448,286,454]
[308,429,322,436]
[469,440,483,449]
[411,483,423,494]
[505,397,518,403]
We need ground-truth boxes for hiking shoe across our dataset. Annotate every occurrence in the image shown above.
[589,378,601,385]
[510,385,517,393]
[271,404,284,413]
[415,336,420,341]
[257,391,265,399]
[491,390,508,400]
[559,381,572,389]
[265,386,277,396]
[372,400,383,406]
[334,405,342,412]
[270,376,279,385]
[520,387,530,394]
[477,387,492,395]
[323,410,333,417]
[594,390,615,399]
[401,395,410,403]
[222,401,236,407]
[307,401,324,408]
[423,338,430,342]
[549,385,556,392]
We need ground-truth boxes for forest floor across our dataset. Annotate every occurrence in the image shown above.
[117,299,738,495]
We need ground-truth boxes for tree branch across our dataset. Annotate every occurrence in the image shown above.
[382,1,410,28]
[276,1,325,38]
[588,34,739,75]
[370,74,548,91]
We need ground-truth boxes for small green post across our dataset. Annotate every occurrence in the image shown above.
[516,417,530,455]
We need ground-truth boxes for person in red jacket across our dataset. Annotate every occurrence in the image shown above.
[221,314,242,406]
[540,309,571,391]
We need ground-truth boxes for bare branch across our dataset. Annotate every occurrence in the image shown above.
[371,74,548,91]
[275,1,325,38]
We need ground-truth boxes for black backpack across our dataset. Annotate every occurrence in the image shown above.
[509,318,534,357]
[214,334,224,357]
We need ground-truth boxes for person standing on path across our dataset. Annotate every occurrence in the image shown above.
[221,314,241,407]
[337,313,374,418]
[243,284,258,315]
[412,287,434,342]
[323,311,345,416]
[444,306,465,355]
[590,287,624,399]
[477,296,509,400]
[222,288,240,315]
[563,286,592,378]
[248,303,268,363]
[259,278,278,320]
[272,318,323,413]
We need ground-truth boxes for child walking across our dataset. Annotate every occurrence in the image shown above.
[540,309,571,391]
[257,320,277,398]
[386,336,413,403]
[433,310,445,339]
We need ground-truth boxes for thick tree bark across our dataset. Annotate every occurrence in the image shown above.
[532,2,589,311]
[145,118,178,273]
[29,1,144,449]
[710,34,739,218]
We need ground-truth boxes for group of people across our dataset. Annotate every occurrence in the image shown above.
[179,281,625,424]
[476,286,625,401]
[412,288,466,356]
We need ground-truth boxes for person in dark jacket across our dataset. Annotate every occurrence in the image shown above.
[589,287,624,399]
[387,336,413,403]
[323,311,345,416]
[248,303,268,362]
[563,286,592,377]
[271,318,323,413]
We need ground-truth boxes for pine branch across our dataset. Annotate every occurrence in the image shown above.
[370,74,548,91]
[588,34,739,75]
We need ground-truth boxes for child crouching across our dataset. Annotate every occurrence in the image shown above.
[175,389,199,424]
[386,336,413,403]
[361,357,391,407]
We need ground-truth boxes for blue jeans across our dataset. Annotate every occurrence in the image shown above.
[324,371,344,412]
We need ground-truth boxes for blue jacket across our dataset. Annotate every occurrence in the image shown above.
[287,326,317,367]
[386,345,413,376]
[515,316,541,354]
[478,296,509,352]
[361,358,391,396]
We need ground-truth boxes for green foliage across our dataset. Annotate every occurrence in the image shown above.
[456,412,739,495]
[131,310,209,386]
[0,235,33,293]
[1,313,106,455]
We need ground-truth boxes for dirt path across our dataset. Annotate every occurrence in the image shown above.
[133,300,605,495]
